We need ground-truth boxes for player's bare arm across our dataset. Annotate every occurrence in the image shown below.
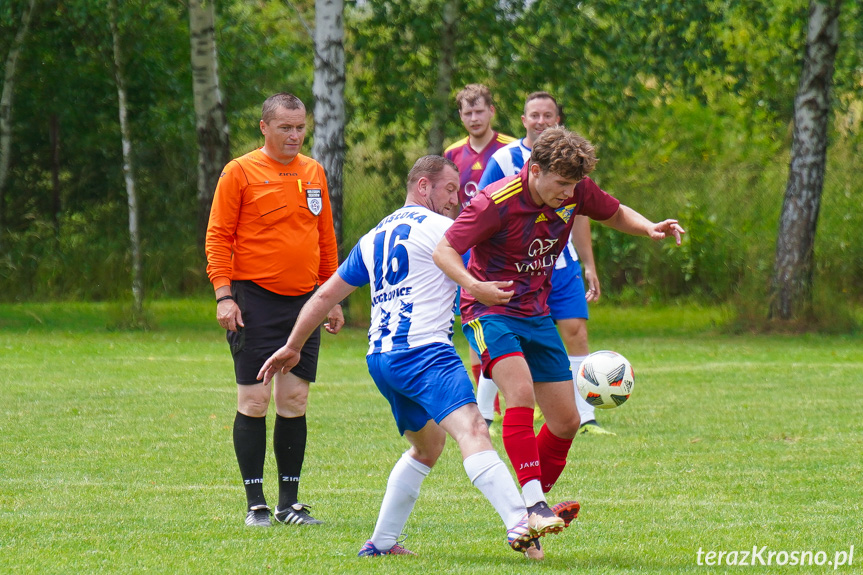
[257,276,356,385]
[570,216,600,302]
[600,205,686,245]
[433,237,514,306]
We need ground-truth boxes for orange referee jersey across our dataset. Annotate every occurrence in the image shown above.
[205,148,338,296]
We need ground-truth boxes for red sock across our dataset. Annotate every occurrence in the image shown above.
[493,394,501,415]
[471,364,482,387]
[537,424,573,493]
[502,406,541,487]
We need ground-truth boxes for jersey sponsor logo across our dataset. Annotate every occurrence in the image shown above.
[471,161,483,170]
[372,286,413,305]
[279,172,298,176]
[535,213,548,223]
[515,257,557,275]
[528,238,558,257]
[516,238,559,275]
[463,180,479,201]
[306,188,323,215]
[555,205,575,224]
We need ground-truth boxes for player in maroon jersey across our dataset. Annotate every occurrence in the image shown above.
[434,127,684,539]
[444,84,516,212]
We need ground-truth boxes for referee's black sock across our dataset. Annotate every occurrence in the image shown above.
[233,412,267,509]
[274,413,307,510]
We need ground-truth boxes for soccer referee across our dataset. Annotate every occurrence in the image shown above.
[205,93,343,527]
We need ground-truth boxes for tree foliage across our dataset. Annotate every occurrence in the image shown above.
[0,0,860,319]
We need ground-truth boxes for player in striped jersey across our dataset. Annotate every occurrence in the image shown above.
[257,156,568,559]
[434,128,684,545]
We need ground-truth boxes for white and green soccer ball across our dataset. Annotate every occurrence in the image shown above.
[576,350,635,409]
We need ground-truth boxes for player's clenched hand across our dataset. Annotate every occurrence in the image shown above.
[324,304,344,334]
[469,280,514,307]
[256,346,301,386]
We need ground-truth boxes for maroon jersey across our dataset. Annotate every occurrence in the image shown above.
[444,164,620,322]
[444,131,515,209]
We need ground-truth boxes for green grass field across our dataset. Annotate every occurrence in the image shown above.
[1,301,861,574]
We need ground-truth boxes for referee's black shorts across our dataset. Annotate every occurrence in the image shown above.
[226,280,321,385]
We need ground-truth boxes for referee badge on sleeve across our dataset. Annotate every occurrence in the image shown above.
[305,188,323,215]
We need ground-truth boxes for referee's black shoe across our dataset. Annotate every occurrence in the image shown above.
[245,504,272,527]
[274,503,323,525]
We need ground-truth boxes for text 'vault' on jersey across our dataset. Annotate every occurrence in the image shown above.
[337,206,459,354]
[444,165,620,323]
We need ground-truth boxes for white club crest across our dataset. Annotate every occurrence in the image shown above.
[306,188,323,216]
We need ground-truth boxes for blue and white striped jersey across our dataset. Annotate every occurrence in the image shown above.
[337,205,458,355]
[478,138,531,190]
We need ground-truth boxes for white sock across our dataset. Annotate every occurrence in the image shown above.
[476,374,498,421]
[521,479,546,509]
[370,451,430,550]
[463,450,526,529]
[570,354,596,424]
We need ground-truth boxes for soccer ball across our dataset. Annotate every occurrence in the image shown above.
[576,350,635,409]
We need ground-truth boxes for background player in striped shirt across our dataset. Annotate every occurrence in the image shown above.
[479,91,611,436]
[257,156,570,559]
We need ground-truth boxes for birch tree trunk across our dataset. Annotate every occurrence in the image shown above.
[0,0,38,251]
[311,0,346,248]
[189,0,230,254]
[427,0,457,155]
[769,0,841,321]
[109,0,144,317]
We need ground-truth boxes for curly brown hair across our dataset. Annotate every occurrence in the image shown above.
[530,127,598,181]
